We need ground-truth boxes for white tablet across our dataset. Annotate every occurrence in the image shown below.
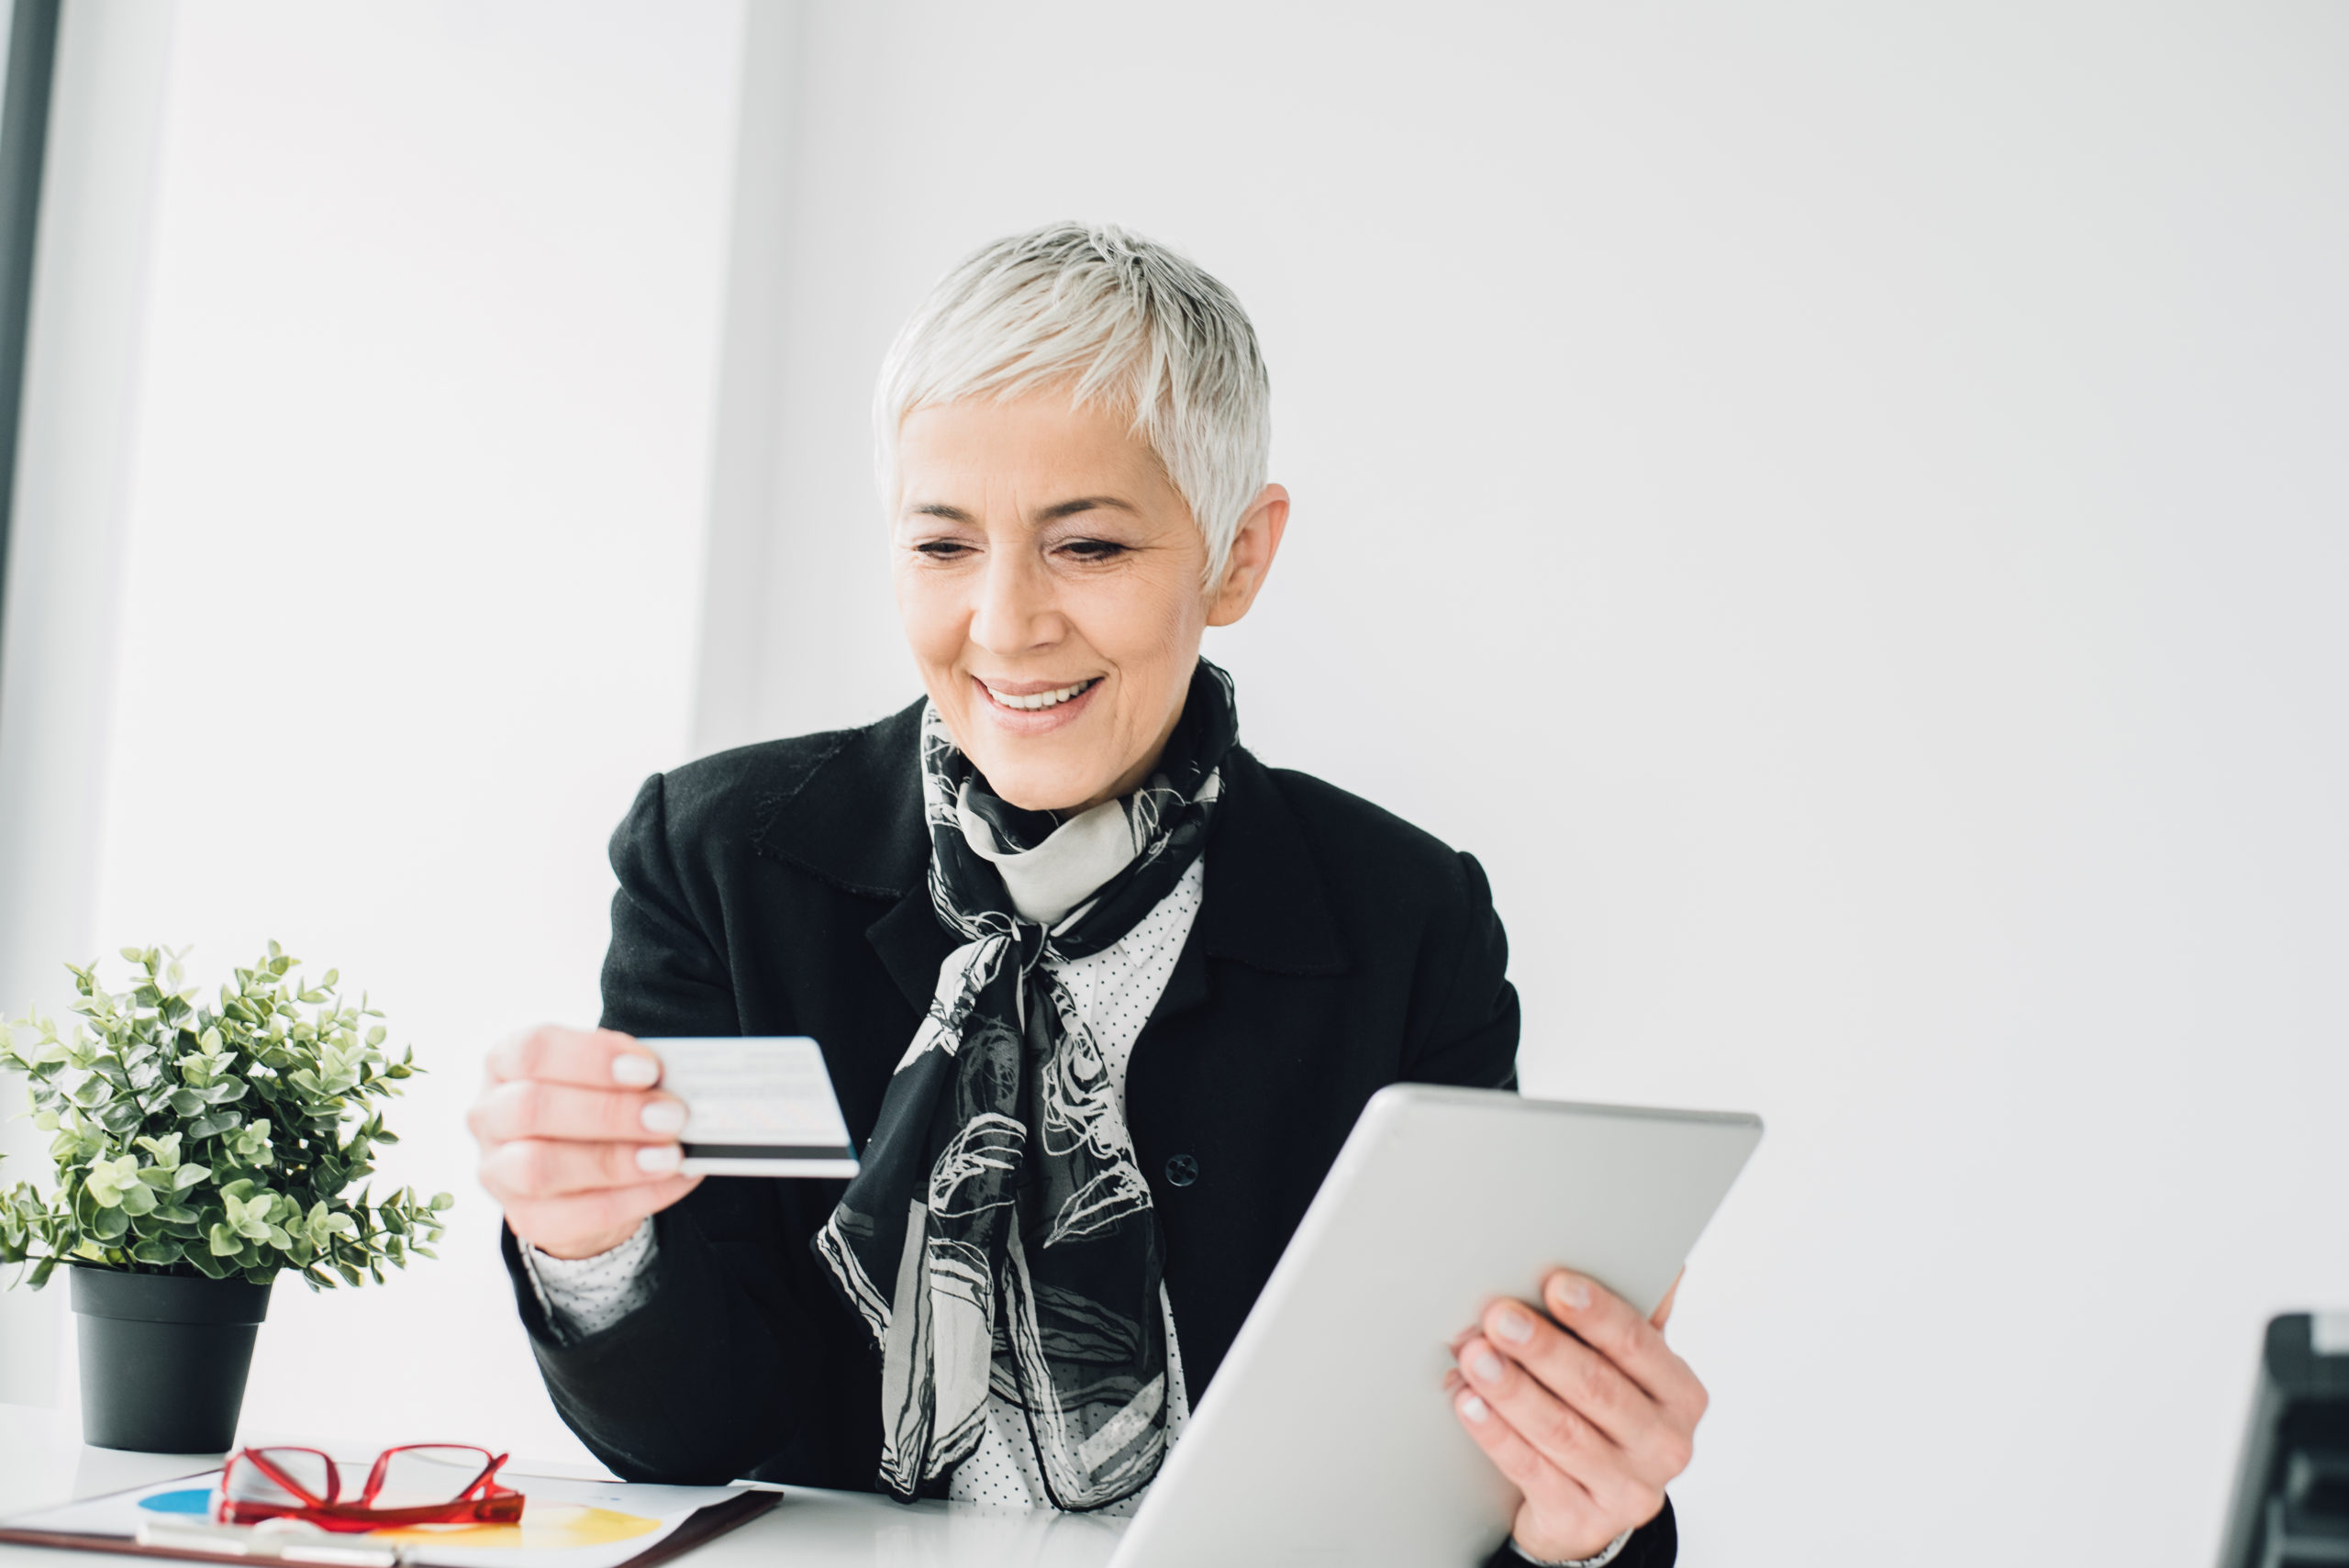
[1111,1085,1762,1568]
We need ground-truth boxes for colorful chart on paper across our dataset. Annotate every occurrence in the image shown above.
[9,1467,749,1568]
[130,1488,661,1550]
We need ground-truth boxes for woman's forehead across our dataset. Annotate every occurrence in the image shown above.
[896,396,1176,508]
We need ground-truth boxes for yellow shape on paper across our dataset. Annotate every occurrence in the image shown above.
[369,1503,661,1551]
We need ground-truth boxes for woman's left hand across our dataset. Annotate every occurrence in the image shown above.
[1445,1269,1704,1563]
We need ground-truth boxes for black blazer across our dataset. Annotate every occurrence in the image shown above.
[504,698,1675,1567]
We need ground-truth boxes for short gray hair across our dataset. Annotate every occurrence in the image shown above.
[874,222,1271,584]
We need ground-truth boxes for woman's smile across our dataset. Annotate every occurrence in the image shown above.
[970,673,1106,738]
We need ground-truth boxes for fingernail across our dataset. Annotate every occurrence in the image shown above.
[611,1053,660,1087]
[636,1143,682,1173]
[1472,1351,1505,1382]
[640,1099,687,1134]
[1553,1273,1593,1311]
[1458,1394,1490,1423]
[1493,1307,1535,1344]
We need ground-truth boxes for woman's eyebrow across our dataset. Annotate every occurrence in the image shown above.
[903,495,1138,524]
[1034,495,1139,523]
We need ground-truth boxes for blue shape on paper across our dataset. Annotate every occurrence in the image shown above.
[139,1489,213,1515]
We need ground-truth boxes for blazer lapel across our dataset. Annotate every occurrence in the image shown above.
[751,698,930,900]
[1193,745,1347,976]
[1150,744,1347,1027]
[1152,927,1212,1022]
[743,697,956,1011]
[867,885,956,1012]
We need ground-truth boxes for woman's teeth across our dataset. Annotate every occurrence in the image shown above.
[986,679,1096,711]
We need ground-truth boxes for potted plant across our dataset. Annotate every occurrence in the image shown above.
[0,945,452,1453]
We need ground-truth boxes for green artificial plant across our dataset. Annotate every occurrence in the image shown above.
[0,944,452,1290]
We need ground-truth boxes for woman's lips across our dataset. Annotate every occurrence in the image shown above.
[973,675,1102,733]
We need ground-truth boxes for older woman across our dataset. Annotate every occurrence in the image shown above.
[468,225,1705,1567]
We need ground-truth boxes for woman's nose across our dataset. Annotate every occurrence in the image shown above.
[967,549,1061,654]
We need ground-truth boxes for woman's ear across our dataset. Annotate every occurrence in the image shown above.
[1206,484,1290,628]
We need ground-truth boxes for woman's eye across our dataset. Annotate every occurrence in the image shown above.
[914,540,973,560]
[1061,539,1127,562]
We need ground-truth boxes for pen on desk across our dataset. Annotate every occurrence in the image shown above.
[134,1518,409,1567]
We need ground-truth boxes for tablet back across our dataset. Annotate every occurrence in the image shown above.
[1110,1085,1762,1568]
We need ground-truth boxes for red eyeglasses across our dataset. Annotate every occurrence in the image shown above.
[218,1446,524,1533]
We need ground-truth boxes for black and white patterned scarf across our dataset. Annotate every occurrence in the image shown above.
[814,660,1238,1508]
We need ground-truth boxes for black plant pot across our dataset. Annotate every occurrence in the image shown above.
[71,1266,273,1452]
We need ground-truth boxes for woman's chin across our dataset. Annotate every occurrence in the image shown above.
[973,761,1111,816]
[959,730,1116,814]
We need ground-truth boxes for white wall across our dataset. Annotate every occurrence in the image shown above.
[31,0,742,1462]
[719,5,2349,1563]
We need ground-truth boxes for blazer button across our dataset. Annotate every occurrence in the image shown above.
[1163,1153,1199,1189]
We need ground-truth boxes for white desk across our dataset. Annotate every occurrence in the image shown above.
[0,1406,1125,1568]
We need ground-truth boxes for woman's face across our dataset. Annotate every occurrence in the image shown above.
[891,394,1285,814]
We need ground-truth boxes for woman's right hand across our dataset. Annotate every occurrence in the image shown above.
[468,1025,703,1260]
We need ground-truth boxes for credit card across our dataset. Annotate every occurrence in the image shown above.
[651,1036,861,1178]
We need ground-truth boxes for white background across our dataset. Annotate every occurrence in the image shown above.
[3,5,2346,1566]
[1,0,740,1472]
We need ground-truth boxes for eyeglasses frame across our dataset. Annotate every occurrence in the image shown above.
[217,1445,523,1533]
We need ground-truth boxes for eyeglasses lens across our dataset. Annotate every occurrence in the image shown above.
[228,1451,334,1506]
[373,1448,493,1509]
